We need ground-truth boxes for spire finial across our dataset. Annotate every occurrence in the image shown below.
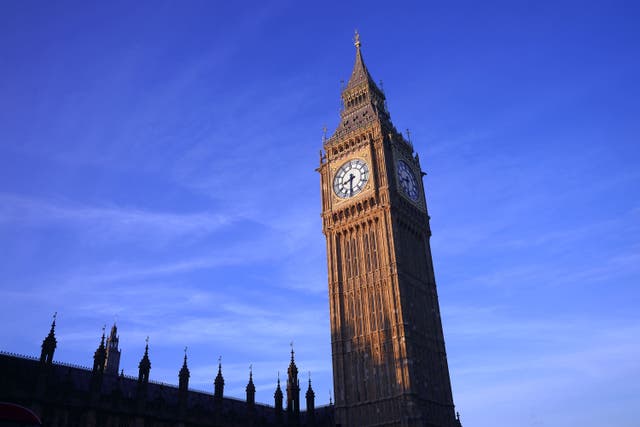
[144,336,149,353]
[322,125,327,143]
[249,364,253,379]
[184,346,188,362]
[354,29,361,49]
[406,128,412,143]
[100,326,106,346]
[50,312,57,332]
[308,371,311,385]
[290,341,294,360]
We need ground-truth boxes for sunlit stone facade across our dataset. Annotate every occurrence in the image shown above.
[318,34,460,427]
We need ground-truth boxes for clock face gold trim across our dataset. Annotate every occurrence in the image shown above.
[333,158,370,199]
[397,159,419,201]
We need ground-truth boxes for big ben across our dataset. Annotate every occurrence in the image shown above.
[318,33,460,427]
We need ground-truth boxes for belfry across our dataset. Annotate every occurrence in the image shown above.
[318,32,460,426]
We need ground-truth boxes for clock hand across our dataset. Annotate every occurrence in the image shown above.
[348,173,355,195]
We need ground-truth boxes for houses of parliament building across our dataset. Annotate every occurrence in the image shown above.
[0,35,462,427]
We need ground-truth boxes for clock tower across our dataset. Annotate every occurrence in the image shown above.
[318,33,460,427]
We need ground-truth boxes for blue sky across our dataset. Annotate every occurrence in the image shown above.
[1,1,639,426]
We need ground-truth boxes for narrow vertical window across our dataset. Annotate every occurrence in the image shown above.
[363,233,371,271]
[351,236,359,276]
[370,229,378,269]
[345,237,352,278]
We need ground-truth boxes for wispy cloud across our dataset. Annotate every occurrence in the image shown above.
[0,193,233,242]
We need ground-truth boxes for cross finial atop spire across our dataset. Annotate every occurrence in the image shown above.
[354,29,361,49]
[53,312,57,322]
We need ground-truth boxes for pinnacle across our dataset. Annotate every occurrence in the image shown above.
[345,31,377,91]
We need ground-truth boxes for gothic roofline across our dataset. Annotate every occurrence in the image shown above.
[0,350,332,410]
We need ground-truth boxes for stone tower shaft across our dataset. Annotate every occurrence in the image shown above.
[318,34,458,427]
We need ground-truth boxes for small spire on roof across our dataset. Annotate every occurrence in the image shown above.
[48,312,57,335]
[354,29,361,49]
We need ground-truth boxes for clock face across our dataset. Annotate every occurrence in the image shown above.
[333,159,370,198]
[397,160,419,201]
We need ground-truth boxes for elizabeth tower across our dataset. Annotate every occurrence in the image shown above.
[318,34,459,427]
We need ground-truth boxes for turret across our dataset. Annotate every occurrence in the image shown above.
[246,366,255,406]
[137,337,151,389]
[213,357,224,404]
[39,313,57,365]
[246,366,256,426]
[274,373,284,426]
[104,323,121,375]
[178,348,190,413]
[179,348,190,393]
[305,373,315,426]
[92,328,107,375]
[90,327,107,400]
[286,346,300,426]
